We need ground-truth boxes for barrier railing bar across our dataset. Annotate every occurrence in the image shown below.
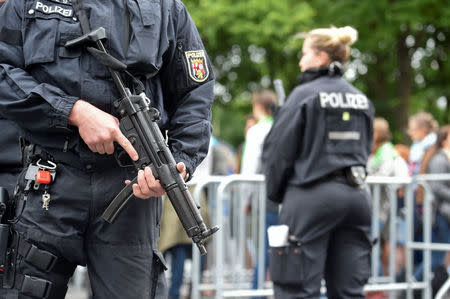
[422,182,433,299]
[220,282,431,297]
[214,175,265,299]
[191,176,226,299]
[371,184,381,280]
[404,184,414,299]
[435,277,450,299]
[257,182,266,290]
[364,282,429,291]
[388,187,397,288]
[189,174,450,299]
[408,242,450,251]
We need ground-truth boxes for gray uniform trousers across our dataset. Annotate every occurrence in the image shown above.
[12,159,167,299]
[271,177,372,299]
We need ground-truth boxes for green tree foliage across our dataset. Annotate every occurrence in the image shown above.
[184,0,449,147]
[185,0,315,147]
[309,0,450,142]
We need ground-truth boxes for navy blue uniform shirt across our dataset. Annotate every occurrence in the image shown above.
[0,1,22,171]
[0,0,214,175]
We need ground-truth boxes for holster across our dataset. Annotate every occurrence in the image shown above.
[2,232,75,298]
[344,166,367,187]
[0,187,13,279]
[20,139,54,167]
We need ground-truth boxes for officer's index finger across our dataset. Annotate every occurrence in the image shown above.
[115,131,139,161]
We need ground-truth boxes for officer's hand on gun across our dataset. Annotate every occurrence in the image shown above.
[68,99,187,199]
[124,163,187,199]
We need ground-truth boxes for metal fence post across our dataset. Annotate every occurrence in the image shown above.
[191,176,225,299]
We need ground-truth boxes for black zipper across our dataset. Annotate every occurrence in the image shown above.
[176,41,189,88]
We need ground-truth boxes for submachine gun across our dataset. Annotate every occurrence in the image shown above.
[65,27,218,255]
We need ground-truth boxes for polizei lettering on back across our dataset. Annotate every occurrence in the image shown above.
[35,1,73,17]
[319,92,369,110]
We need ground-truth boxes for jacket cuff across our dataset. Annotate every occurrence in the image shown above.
[173,152,194,182]
[51,96,78,130]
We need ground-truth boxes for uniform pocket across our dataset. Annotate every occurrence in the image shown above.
[152,249,168,271]
[58,32,82,58]
[269,246,304,285]
[324,110,364,154]
[126,0,161,75]
[151,249,168,298]
[23,0,78,66]
[23,15,57,66]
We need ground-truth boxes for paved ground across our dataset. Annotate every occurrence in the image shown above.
[66,288,89,299]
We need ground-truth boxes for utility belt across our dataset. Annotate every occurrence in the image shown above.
[322,166,367,187]
[0,141,75,298]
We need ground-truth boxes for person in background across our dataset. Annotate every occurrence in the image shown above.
[160,135,236,299]
[368,117,408,223]
[414,125,450,280]
[394,144,410,165]
[241,90,278,297]
[236,114,257,174]
[407,112,438,275]
[262,26,374,299]
[407,112,438,178]
[367,117,409,286]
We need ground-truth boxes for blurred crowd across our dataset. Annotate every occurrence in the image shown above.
[367,112,450,299]
[160,101,450,299]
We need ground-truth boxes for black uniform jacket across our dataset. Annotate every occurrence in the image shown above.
[262,65,374,203]
[0,2,22,171]
[0,0,214,176]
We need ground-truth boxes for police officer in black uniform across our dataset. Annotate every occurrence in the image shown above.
[0,116,21,299]
[0,0,214,298]
[262,26,375,299]
[0,1,21,297]
[0,0,22,201]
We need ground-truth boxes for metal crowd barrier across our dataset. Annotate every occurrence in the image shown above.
[189,174,450,299]
[191,174,268,299]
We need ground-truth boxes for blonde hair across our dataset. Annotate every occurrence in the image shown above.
[373,117,392,144]
[307,26,358,63]
[409,111,439,134]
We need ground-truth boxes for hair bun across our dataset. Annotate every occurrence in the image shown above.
[336,26,358,46]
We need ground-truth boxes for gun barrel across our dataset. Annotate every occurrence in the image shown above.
[273,79,286,106]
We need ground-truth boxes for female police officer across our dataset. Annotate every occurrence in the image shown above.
[262,26,374,299]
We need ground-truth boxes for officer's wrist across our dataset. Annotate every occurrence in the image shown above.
[68,99,88,126]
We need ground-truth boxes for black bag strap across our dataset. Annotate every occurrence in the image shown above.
[4,233,74,298]
[71,0,90,35]
[70,0,145,95]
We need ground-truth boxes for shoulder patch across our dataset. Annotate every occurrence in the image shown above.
[184,50,209,83]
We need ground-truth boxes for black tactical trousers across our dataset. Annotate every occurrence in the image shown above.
[271,177,372,299]
[0,171,20,298]
[12,161,167,299]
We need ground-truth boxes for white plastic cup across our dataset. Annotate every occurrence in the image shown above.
[267,224,289,247]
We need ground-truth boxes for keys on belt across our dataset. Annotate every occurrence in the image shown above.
[23,159,57,211]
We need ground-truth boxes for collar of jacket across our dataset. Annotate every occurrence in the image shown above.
[297,62,344,85]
